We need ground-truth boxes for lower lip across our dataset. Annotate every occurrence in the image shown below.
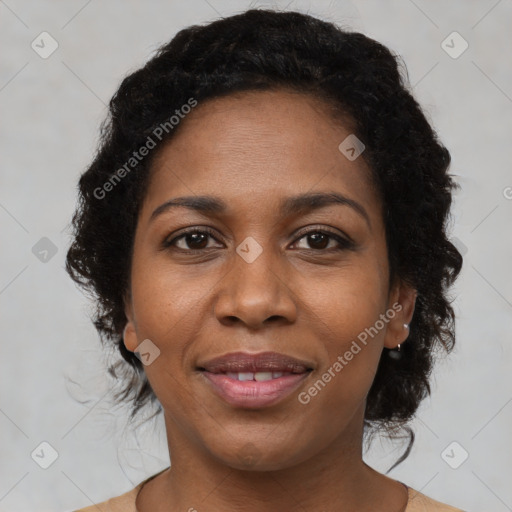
[201,372,310,408]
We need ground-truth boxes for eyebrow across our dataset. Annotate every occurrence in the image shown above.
[150,192,371,229]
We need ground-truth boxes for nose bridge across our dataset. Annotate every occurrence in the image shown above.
[214,237,296,327]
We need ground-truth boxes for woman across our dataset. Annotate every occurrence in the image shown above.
[66,8,465,511]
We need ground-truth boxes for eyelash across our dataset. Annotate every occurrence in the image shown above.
[162,226,355,253]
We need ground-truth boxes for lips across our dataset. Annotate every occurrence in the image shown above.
[197,351,314,408]
[197,351,313,374]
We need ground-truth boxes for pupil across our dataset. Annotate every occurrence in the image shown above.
[187,233,208,249]
[309,233,328,249]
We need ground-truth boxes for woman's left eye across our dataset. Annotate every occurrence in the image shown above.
[292,231,353,251]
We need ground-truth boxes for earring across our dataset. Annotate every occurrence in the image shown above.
[388,346,401,359]
[389,324,409,360]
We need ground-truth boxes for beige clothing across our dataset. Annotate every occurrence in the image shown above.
[74,470,464,511]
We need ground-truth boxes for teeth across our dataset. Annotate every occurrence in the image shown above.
[224,371,288,381]
[254,372,273,381]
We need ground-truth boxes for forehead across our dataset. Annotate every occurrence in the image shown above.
[142,89,381,222]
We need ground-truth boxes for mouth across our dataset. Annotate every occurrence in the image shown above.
[197,351,313,409]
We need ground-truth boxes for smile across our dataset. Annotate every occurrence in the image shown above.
[197,351,314,409]
[201,371,311,408]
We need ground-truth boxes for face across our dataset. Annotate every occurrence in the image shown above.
[123,89,416,471]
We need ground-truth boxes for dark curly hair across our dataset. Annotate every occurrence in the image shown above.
[65,8,463,467]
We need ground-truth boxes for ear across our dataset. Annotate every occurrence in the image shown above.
[123,290,138,352]
[383,279,417,350]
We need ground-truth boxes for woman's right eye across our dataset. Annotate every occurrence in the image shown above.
[163,228,223,252]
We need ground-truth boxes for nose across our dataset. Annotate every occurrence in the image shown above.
[214,246,297,329]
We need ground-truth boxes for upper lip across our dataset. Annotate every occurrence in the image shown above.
[197,351,314,374]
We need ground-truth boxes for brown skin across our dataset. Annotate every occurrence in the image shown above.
[123,89,417,511]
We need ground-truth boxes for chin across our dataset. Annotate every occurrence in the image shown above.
[207,436,310,472]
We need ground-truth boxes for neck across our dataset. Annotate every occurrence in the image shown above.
[136,406,408,512]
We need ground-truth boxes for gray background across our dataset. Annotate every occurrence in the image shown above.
[1,0,511,510]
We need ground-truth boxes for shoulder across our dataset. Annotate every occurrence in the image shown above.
[72,484,142,512]
[406,486,465,511]
[71,467,172,512]
[72,467,169,511]
[73,475,465,512]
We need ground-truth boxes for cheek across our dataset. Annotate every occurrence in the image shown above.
[298,257,388,342]
[296,260,387,396]
[296,272,386,431]
[130,258,207,334]
[127,263,209,399]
